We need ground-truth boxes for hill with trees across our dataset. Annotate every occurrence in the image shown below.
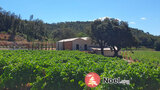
[0,7,160,50]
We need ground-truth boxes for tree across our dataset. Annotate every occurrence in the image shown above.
[109,21,137,56]
[91,17,137,56]
[52,28,75,41]
[76,32,88,37]
[90,18,112,55]
[154,39,160,51]
[29,15,34,21]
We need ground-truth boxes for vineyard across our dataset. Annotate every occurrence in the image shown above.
[0,50,160,90]
[0,41,56,50]
[130,51,160,67]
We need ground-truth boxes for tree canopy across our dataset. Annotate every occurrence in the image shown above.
[90,18,137,56]
[154,39,160,51]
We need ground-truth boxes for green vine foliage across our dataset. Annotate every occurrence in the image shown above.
[0,50,159,90]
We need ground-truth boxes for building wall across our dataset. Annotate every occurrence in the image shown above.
[94,50,121,56]
[72,39,92,50]
[64,41,72,50]
[56,42,63,50]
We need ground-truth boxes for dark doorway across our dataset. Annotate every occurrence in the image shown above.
[84,44,87,50]
[76,44,79,50]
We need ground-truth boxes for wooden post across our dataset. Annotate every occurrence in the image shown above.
[35,42,36,50]
[32,42,34,50]
[125,51,128,60]
[52,43,53,50]
[27,43,29,50]
[41,42,43,50]
[45,42,47,50]
[29,42,31,50]
[123,51,125,59]
[37,42,39,50]
[47,42,48,50]
[48,42,50,50]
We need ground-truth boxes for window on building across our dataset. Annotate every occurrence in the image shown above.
[76,44,79,50]
[84,44,87,50]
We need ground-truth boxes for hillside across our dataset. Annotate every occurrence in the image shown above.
[0,7,160,50]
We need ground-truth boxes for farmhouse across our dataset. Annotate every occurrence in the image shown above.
[56,37,93,50]
[56,37,119,56]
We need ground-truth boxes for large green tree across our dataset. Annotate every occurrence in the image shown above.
[154,39,160,51]
[90,18,112,55]
[91,17,137,56]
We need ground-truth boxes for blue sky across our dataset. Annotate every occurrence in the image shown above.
[0,0,160,35]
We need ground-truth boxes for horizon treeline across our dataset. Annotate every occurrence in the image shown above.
[0,7,160,50]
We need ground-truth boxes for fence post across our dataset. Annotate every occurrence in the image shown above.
[123,50,125,59]
[27,42,28,50]
[32,42,34,50]
[37,42,39,50]
[47,42,48,50]
[45,42,47,50]
[48,43,51,50]
[48,42,49,50]
[34,42,36,50]
[52,43,53,50]
[41,42,43,50]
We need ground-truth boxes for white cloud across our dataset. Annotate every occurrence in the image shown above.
[130,22,136,24]
[97,16,110,21]
[140,17,146,20]
[95,16,121,21]
[116,18,121,21]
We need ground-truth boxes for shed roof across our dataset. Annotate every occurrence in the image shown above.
[92,48,112,51]
[58,37,90,42]
[91,47,117,51]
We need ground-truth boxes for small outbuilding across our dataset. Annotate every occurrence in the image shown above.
[91,47,120,56]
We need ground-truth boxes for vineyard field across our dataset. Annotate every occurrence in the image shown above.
[129,51,160,67]
[0,50,159,90]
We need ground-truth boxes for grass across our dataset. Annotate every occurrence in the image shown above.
[133,51,160,59]
[121,50,160,67]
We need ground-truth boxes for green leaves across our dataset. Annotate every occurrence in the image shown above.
[0,50,159,90]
